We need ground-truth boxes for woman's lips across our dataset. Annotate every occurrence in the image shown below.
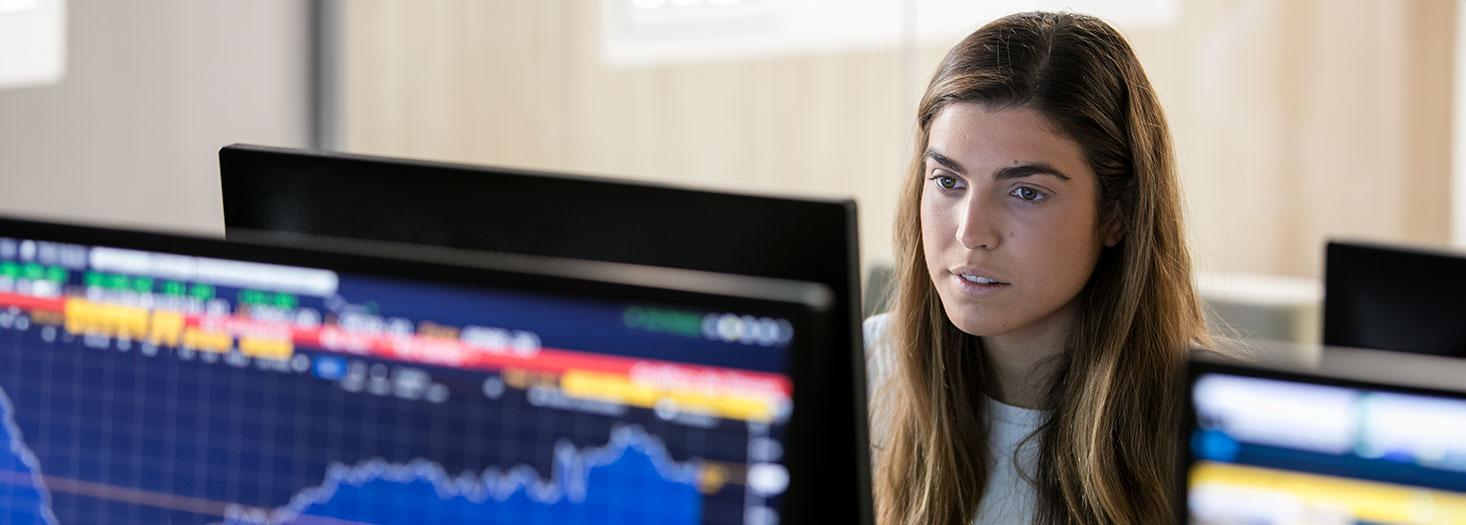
[950,271,1010,296]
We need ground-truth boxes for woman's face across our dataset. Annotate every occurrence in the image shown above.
[920,103,1117,339]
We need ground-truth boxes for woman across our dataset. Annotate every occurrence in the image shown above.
[866,11,1215,524]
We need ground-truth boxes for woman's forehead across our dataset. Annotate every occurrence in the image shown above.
[925,103,1090,178]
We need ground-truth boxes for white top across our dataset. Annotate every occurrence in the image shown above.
[864,313,1046,525]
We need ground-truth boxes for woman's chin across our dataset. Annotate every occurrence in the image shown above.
[944,314,1008,338]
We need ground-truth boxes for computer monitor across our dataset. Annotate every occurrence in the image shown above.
[1323,240,1466,358]
[0,215,858,524]
[218,145,871,520]
[1180,353,1466,524]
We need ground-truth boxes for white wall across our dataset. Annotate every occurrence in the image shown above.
[0,0,311,236]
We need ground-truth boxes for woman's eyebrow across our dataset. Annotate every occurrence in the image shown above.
[922,149,966,174]
[994,163,1071,182]
[925,148,1072,182]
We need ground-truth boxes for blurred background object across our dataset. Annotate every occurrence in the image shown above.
[0,0,1460,348]
[0,0,309,234]
[0,0,66,89]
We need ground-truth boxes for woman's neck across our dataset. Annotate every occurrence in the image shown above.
[978,299,1080,410]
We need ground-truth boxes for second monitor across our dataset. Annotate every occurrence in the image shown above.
[1323,241,1466,358]
[219,143,872,524]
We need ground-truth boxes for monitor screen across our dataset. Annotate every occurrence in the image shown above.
[0,216,841,525]
[1181,358,1466,524]
[1323,241,1466,357]
[218,145,871,522]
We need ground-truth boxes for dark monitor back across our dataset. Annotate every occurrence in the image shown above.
[220,145,857,288]
[219,143,871,523]
[1323,241,1466,358]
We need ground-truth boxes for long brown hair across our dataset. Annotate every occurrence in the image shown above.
[873,11,1210,524]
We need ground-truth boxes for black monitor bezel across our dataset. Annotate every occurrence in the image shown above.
[0,214,845,524]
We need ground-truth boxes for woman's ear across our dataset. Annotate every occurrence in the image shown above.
[1102,206,1125,247]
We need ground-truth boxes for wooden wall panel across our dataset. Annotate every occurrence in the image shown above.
[339,0,1457,281]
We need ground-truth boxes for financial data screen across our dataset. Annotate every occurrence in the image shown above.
[0,236,796,524]
[1187,372,1466,524]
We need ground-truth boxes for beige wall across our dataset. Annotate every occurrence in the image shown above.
[1155,0,1457,278]
[341,1,909,280]
[0,0,311,236]
[340,0,1457,280]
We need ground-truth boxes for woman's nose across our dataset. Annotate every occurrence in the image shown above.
[955,196,1001,251]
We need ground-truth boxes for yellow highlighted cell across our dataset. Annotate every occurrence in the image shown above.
[714,396,775,422]
[62,298,151,339]
[560,370,776,422]
[503,368,530,390]
[1190,461,1466,524]
[240,337,293,361]
[114,305,148,340]
[561,371,657,406]
[63,298,98,335]
[182,328,232,353]
[699,464,728,495]
[148,311,184,347]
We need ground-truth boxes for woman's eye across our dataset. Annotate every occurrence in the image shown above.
[1012,187,1046,201]
[932,175,959,190]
